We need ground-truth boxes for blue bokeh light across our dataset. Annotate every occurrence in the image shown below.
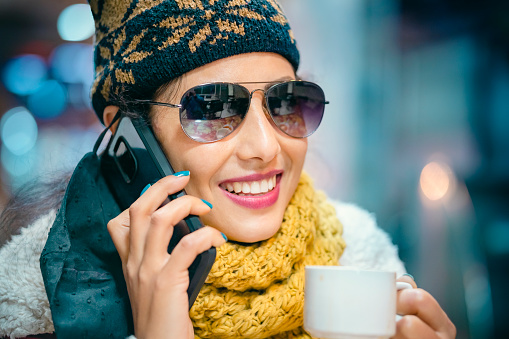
[57,4,95,42]
[1,144,37,181]
[27,80,67,119]
[2,55,47,95]
[50,43,94,84]
[0,107,38,156]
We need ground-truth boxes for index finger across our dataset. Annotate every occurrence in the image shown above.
[107,208,131,263]
[397,288,455,336]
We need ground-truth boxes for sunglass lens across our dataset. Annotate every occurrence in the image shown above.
[180,84,250,142]
[266,81,325,138]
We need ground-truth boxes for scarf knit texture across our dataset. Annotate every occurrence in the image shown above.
[189,173,346,338]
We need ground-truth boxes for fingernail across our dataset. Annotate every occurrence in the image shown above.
[402,273,414,280]
[140,183,151,196]
[201,199,213,209]
[173,171,190,177]
[221,233,228,242]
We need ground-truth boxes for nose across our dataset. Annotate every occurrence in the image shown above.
[234,91,281,163]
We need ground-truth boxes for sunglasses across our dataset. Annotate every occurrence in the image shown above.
[136,80,328,143]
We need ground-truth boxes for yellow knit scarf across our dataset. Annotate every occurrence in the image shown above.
[190,173,346,338]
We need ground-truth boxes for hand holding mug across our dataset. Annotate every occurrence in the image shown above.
[393,274,456,339]
[304,266,456,339]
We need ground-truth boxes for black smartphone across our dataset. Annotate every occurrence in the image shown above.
[100,115,216,308]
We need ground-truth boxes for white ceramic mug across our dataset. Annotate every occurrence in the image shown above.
[304,266,412,339]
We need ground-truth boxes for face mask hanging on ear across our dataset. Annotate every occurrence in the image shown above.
[40,112,135,338]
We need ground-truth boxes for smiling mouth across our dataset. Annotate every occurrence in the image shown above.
[219,174,278,196]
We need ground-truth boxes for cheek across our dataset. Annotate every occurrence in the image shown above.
[287,138,308,173]
[297,141,308,165]
[151,113,226,199]
[283,138,308,202]
[151,111,194,173]
[175,148,224,198]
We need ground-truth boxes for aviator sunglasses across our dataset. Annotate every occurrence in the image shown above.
[136,80,328,143]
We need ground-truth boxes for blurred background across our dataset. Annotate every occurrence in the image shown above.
[0,0,507,338]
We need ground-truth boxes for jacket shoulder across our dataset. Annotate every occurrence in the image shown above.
[0,210,56,337]
[331,200,406,275]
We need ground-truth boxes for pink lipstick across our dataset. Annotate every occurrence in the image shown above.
[219,171,282,209]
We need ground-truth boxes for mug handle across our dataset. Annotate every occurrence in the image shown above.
[396,281,413,291]
[395,281,413,321]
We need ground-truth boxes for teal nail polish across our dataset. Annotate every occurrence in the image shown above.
[402,273,414,280]
[221,233,228,242]
[201,199,213,209]
[173,171,190,177]
[140,183,151,196]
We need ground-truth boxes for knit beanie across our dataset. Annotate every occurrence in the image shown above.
[88,0,300,123]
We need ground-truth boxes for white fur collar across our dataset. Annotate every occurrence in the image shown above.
[0,201,404,338]
[0,211,56,338]
[333,201,406,275]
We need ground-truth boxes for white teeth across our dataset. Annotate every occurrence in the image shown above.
[227,183,234,192]
[221,175,277,195]
[242,182,251,194]
[251,181,261,194]
[233,182,242,193]
[260,179,268,192]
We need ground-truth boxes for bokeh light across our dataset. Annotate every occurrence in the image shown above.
[420,161,453,201]
[27,80,67,119]
[50,43,94,84]
[0,107,38,156]
[1,145,37,180]
[2,55,47,95]
[57,4,95,42]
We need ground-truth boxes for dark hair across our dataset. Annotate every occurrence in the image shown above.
[114,76,184,125]
[0,173,70,247]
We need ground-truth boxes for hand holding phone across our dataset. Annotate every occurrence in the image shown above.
[101,116,217,308]
[106,180,226,337]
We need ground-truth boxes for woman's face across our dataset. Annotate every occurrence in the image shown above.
[150,52,307,243]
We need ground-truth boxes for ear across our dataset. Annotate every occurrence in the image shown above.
[103,105,120,133]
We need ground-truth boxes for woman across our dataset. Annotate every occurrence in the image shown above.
[0,0,456,338]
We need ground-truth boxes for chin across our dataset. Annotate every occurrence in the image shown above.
[237,224,281,243]
[208,213,284,243]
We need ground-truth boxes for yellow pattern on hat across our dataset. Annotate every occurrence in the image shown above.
[87,0,300,122]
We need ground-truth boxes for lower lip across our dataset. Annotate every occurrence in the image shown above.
[220,177,281,209]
